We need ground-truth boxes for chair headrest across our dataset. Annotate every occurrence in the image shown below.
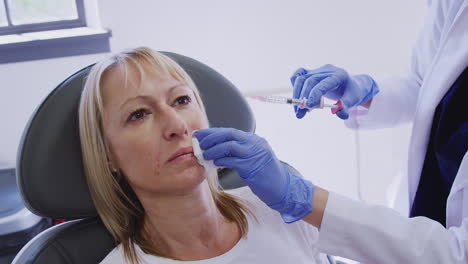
[17,52,255,219]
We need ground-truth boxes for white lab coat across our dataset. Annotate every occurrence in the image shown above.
[317,0,468,263]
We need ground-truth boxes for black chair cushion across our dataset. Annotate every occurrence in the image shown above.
[12,218,114,264]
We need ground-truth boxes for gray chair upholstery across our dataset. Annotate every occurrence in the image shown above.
[12,52,301,263]
[0,168,51,264]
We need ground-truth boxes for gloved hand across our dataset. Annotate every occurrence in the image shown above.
[193,127,314,223]
[290,64,379,120]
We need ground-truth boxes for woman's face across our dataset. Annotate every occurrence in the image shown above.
[101,63,208,196]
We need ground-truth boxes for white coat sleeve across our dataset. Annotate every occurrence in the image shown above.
[344,0,450,130]
[316,153,468,263]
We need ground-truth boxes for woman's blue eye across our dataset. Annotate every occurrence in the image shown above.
[175,95,192,106]
[128,109,148,122]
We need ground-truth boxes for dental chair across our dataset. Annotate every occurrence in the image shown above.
[12,52,316,264]
[0,168,52,264]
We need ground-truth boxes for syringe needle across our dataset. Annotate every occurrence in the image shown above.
[249,95,344,114]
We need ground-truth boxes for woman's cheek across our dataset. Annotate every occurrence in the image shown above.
[155,150,161,169]
[190,109,209,128]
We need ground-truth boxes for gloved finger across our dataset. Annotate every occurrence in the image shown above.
[292,75,306,114]
[293,72,331,101]
[202,140,251,160]
[335,104,349,120]
[302,64,336,76]
[199,128,249,150]
[299,76,320,100]
[296,76,320,119]
[291,67,330,87]
[292,75,306,100]
[195,128,248,149]
[306,75,341,108]
[339,92,357,108]
[290,68,307,86]
[192,128,216,142]
[333,90,357,120]
[317,64,340,73]
[300,76,320,107]
[296,108,308,119]
[212,157,250,175]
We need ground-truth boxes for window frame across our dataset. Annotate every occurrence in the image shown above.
[0,0,86,36]
[0,0,111,64]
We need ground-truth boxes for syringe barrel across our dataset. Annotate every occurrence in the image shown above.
[296,97,325,109]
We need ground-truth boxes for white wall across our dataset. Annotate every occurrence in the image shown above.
[0,0,426,205]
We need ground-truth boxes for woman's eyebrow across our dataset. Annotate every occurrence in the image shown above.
[119,84,186,110]
[167,84,188,95]
[119,95,152,111]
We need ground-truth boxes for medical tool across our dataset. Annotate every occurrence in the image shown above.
[249,95,344,114]
[291,65,379,119]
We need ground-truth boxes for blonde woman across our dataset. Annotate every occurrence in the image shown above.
[78,47,328,264]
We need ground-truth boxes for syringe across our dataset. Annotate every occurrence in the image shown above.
[249,95,344,114]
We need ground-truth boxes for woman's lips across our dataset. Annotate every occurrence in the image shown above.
[170,152,195,163]
[167,146,195,163]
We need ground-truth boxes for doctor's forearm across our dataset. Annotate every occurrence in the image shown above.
[302,186,329,229]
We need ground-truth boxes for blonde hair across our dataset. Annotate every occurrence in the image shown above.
[78,47,252,263]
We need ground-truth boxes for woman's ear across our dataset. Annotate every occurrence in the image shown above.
[104,136,119,171]
[108,161,118,173]
[108,156,122,181]
[106,147,119,173]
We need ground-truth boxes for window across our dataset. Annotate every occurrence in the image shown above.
[0,0,85,35]
[0,0,111,63]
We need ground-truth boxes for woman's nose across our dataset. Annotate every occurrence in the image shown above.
[161,108,188,140]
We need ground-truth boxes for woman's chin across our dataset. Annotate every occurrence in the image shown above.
[131,162,209,196]
[166,163,208,191]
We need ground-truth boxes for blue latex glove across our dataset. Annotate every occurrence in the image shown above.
[193,127,315,223]
[290,64,379,120]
